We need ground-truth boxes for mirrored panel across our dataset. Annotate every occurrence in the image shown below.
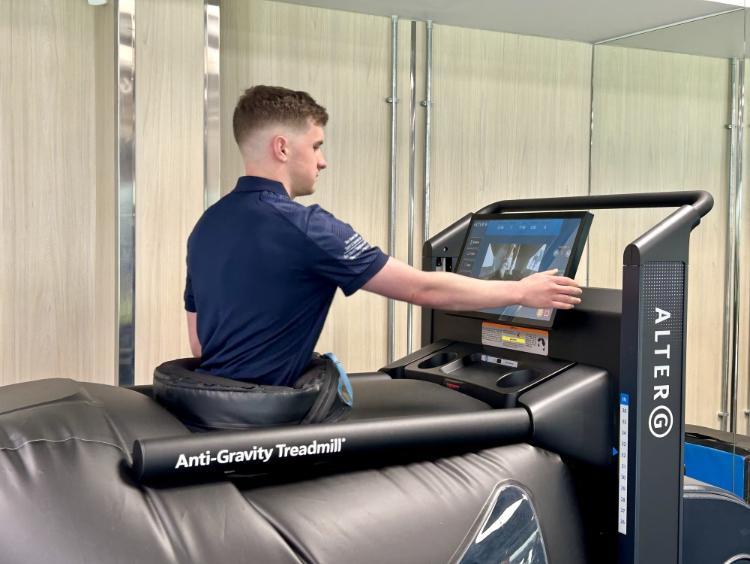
[592,4,748,502]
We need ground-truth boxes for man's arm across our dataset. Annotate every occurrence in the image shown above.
[362,257,581,310]
[186,311,202,357]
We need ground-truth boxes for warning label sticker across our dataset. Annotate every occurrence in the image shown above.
[481,322,549,356]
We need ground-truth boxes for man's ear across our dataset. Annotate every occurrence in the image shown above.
[272,135,289,161]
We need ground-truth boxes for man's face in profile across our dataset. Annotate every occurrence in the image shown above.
[287,120,327,198]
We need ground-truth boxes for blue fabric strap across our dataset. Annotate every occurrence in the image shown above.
[323,352,353,407]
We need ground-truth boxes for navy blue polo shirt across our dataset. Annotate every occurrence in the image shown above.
[184,176,388,386]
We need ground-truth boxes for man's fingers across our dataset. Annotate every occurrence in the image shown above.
[541,269,558,275]
[553,275,579,286]
[552,295,581,306]
[551,294,581,308]
[555,285,583,296]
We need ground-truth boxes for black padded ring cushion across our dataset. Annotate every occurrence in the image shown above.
[153,358,319,430]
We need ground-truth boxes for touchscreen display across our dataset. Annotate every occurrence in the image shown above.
[455,213,591,326]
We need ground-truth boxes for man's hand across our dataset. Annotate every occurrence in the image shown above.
[517,269,582,310]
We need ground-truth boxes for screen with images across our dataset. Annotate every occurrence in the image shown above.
[456,212,591,327]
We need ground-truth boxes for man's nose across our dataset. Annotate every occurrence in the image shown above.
[318,156,327,170]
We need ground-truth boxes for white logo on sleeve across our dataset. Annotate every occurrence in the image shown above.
[343,233,371,260]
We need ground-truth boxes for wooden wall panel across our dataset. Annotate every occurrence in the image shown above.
[428,26,593,276]
[221,0,391,372]
[94,3,117,386]
[0,1,115,385]
[0,2,10,382]
[134,0,204,384]
[590,46,729,429]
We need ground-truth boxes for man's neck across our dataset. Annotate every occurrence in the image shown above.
[244,164,294,199]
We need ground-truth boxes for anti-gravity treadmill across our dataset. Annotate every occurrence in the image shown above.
[0,191,747,564]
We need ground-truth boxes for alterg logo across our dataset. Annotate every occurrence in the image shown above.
[648,405,673,438]
[649,307,675,439]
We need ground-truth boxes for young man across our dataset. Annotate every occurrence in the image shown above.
[184,85,582,386]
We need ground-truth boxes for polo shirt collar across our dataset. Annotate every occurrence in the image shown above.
[233,176,289,198]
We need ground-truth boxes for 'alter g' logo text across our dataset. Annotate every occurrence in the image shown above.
[649,307,674,439]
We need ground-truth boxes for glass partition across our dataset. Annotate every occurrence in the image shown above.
[591,5,747,498]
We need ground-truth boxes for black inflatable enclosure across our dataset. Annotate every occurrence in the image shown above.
[1,191,748,564]
[0,378,586,564]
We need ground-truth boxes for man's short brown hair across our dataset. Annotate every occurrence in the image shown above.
[232,85,329,147]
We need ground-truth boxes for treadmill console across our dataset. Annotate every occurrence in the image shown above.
[388,210,598,409]
[455,211,592,328]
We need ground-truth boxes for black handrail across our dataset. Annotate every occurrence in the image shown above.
[132,408,531,484]
[477,190,713,219]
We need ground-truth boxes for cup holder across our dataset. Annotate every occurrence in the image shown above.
[496,369,539,389]
[418,352,459,369]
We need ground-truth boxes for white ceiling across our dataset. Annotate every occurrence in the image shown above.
[275,0,746,54]
[600,8,746,58]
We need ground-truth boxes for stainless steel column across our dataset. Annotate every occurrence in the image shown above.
[204,0,221,209]
[732,59,750,436]
[116,0,136,386]
[386,15,398,362]
[721,58,744,432]
[586,46,596,286]
[406,21,417,355]
[422,20,433,244]
[732,58,744,435]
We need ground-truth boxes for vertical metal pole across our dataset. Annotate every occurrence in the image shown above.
[386,16,398,362]
[422,21,433,247]
[731,59,745,438]
[204,0,221,209]
[721,58,742,431]
[116,0,136,386]
[586,46,596,287]
[406,21,417,355]
[743,7,750,438]
[418,21,434,352]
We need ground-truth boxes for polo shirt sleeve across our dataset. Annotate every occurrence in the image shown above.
[305,206,389,296]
